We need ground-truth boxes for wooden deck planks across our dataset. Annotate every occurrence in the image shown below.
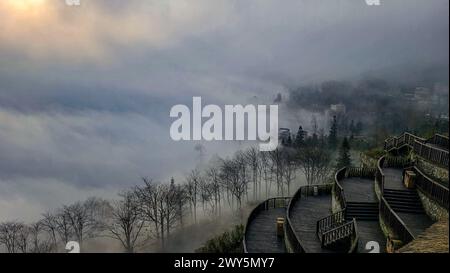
[382,167,435,238]
[340,177,377,203]
[289,194,335,253]
[245,207,286,253]
[397,212,434,238]
[356,221,387,253]
[382,168,405,190]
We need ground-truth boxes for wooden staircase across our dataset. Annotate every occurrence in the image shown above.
[345,202,379,221]
[383,189,425,214]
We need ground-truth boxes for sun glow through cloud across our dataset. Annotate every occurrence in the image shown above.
[7,0,47,10]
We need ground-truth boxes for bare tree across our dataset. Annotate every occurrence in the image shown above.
[41,212,59,251]
[54,209,73,246]
[134,178,180,247]
[173,182,188,227]
[0,222,24,253]
[185,169,202,223]
[199,177,213,215]
[282,148,297,195]
[29,221,53,253]
[107,191,145,253]
[205,166,222,216]
[63,198,106,250]
[296,146,332,185]
[220,156,248,216]
[269,148,285,196]
[245,147,261,201]
[259,151,273,198]
[134,178,160,240]
[161,181,182,243]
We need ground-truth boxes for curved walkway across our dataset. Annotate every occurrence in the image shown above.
[381,166,434,238]
[340,177,377,203]
[289,193,334,253]
[245,207,286,253]
[339,175,386,253]
[244,198,290,253]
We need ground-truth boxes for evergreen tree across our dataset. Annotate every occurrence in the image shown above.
[286,134,293,147]
[336,137,351,169]
[294,126,306,147]
[328,115,338,149]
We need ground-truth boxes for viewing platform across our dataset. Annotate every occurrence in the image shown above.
[243,198,290,253]
[337,168,386,253]
[242,132,448,253]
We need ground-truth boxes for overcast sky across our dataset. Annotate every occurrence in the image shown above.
[0,0,448,221]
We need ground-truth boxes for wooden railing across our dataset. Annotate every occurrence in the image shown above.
[285,184,333,253]
[376,156,386,195]
[376,155,413,195]
[379,196,415,245]
[315,166,375,252]
[334,168,347,211]
[347,167,377,178]
[335,166,376,210]
[319,219,358,251]
[376,153,417,245]
[426,134,449,150]
[243,197,290,253]
[316,210,346,236]
[412,140,449,167]
[384,132,449,167]
[384,132,425,151]
[384,155,412,169]
[403,166,449,210]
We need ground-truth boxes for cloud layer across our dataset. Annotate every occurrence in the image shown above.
[0,0,448,221]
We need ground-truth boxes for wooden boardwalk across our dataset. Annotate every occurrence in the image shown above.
[383,168,405,190]
[356,221,387,253]
[340,177,386,253]
[340,177,377,203]
[382,167,434,238]
[245,207,286,253]
[397,212,434,237]
[289,194,335,253]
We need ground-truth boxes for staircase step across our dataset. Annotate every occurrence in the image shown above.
[385,196,421,203]
[384,189,417,195]
[347,206,378,210]
[346,213,379,218]
[392,207,425,214]
[347,202,378,205]
[385,198,422,206]
[388,201,423,207]
[345,216,378,221]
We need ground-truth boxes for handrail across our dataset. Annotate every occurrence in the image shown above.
[403,166,449,210]
[384,132,449,167]
[379,196,415,244]
[376,156,386,195]
[376,155,413,195]
[316,210,346,236]
[319,219,358,251]
[348,219,359,253]
[412,140,449,167]
[334,167,348,211]
[335,166,376,211]
[285,184,333,253]
[426,134,449,150]
[243,196,290,253]
[384,132,425,151]
[315,166,375,252]
[376,152,418,246]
